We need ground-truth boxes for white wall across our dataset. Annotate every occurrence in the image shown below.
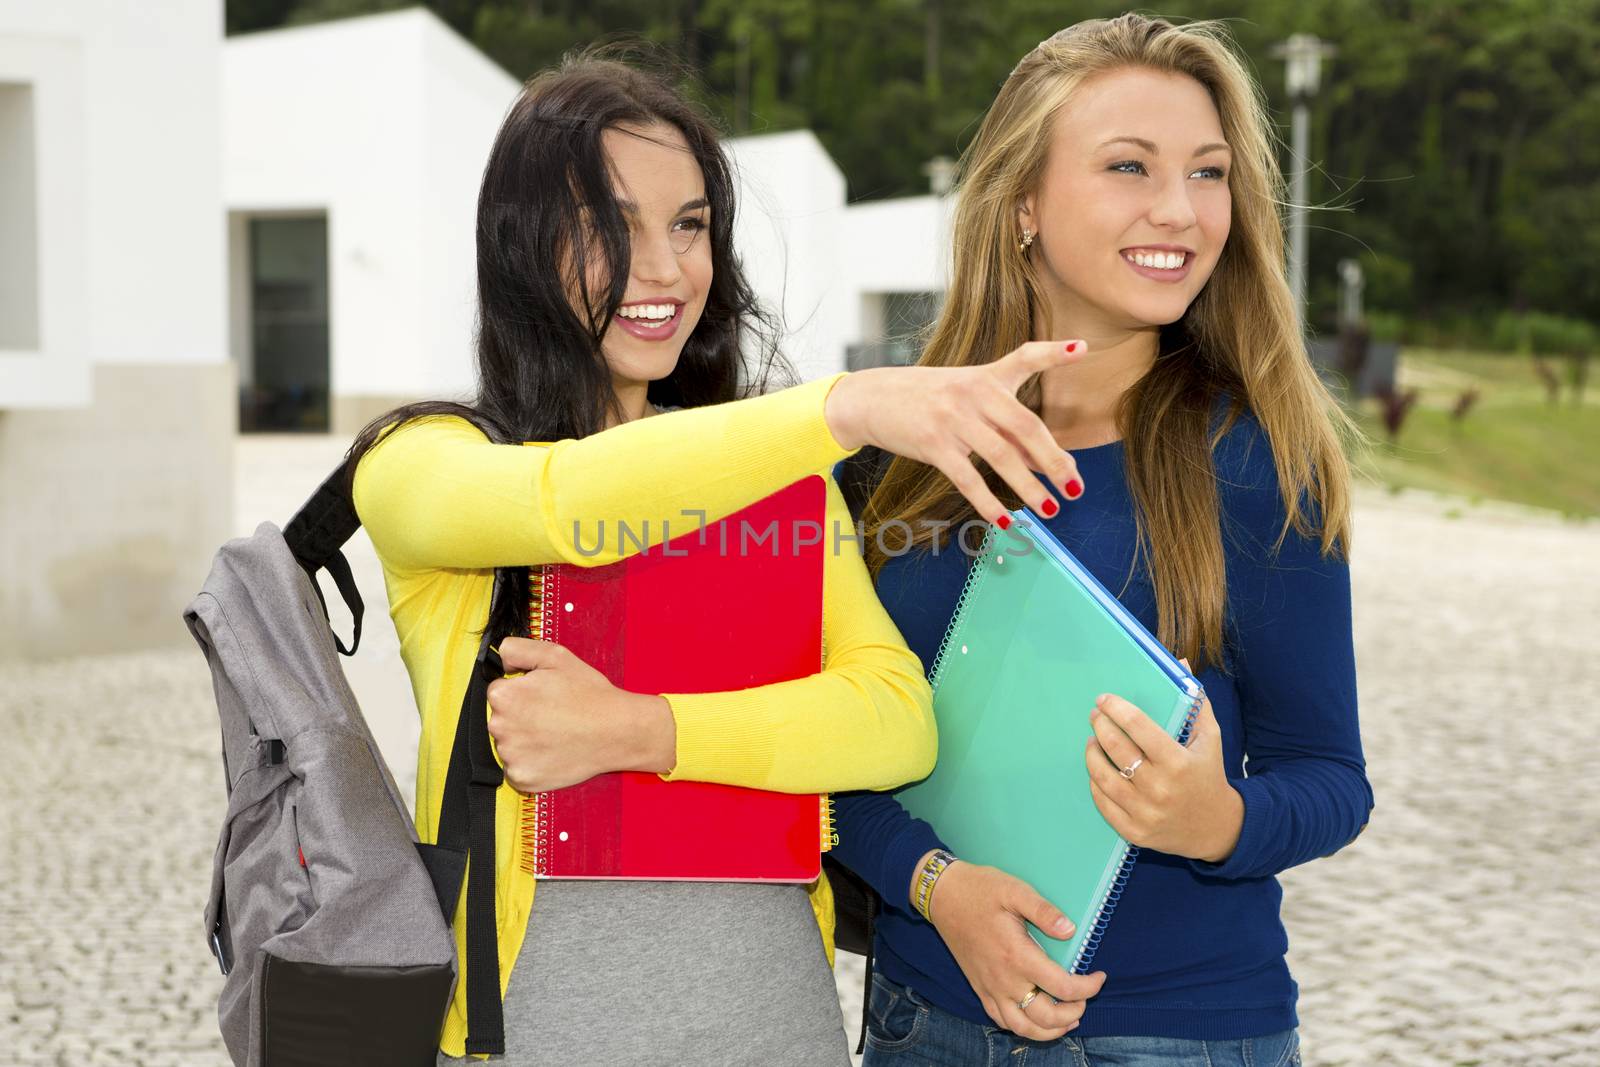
[726,130,852,381]
[727,133,952,378]
[86,3,225,368]
[838,194,953,300]
[420,17,519,399]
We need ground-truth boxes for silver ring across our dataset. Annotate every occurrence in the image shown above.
[1017,986,1041,1011]
[1119,758,1144,781]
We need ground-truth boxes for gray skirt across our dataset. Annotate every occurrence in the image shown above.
[437,879,851,1066]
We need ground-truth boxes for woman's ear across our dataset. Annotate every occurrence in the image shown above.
[1016,197,1036,239]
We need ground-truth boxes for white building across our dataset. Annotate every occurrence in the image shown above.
[224,8,522,434]
[0,0,232,661]
[727,130,952,381]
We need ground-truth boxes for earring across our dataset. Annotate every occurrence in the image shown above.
[1018,229,1035,253]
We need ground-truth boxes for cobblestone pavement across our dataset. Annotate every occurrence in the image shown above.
[2,435,1597,1065]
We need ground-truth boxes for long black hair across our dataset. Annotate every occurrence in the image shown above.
[344,47,791,643]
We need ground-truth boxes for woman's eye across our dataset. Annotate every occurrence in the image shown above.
[1110,160,1227,180]
[667,215,708,253]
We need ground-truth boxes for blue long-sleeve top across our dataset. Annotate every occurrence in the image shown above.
[832,410,1373,1040]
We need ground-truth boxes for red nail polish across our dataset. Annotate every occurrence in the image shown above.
[1040,498,1059,518]
[996,514,1012,530]
[1065,479,1083,499]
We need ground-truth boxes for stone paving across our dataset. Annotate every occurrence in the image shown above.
[2,434,1597,1065]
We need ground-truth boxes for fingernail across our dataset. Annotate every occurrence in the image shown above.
[1064,479,1083,499]
[1040,497,1059,518]
[1058,917,1074,934]
[996,514,1012,530]
[1065,340,1083,355]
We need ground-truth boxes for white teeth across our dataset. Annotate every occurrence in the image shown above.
[1126,251,1186,270]
[619,303,676,321]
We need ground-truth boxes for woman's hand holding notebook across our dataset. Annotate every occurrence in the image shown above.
[487,637,677,794]
[923,857,1108,1041]
[1083,685,1244,864]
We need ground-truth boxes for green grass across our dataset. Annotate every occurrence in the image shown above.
[1347,348,1600,519]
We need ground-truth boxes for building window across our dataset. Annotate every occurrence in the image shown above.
[0,82,39,351]
[241,215,330,433]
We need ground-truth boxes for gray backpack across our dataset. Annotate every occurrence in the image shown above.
[183,468,511,1064]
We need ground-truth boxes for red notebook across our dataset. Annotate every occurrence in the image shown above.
[515,476,836,882]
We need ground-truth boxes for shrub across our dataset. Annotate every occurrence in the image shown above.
[1489,311,1598,357]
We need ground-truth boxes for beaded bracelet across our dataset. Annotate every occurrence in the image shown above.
[912,849,957,921]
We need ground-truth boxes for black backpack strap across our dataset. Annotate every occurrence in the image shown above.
[284,464,364,656]
[463,635,508,1055]
[858,900,878,1056]
[422,576,509,1055]
[831,444,892,1054]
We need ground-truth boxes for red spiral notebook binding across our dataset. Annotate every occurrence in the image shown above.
[516,475,837,882]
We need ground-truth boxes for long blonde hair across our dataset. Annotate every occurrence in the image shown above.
[863,13,1356,670]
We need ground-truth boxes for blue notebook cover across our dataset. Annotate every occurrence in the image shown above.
[895,511,1205,972]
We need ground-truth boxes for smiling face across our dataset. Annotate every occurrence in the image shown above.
[588,122,713,391]
[1019,66,1232,333]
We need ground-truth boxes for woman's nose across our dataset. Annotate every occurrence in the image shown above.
[631,232,682,287]
[1149,178,1199,231]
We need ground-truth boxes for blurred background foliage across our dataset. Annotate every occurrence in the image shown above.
[228,0,1599,515]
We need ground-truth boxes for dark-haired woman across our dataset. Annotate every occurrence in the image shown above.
[349,55,1089,1066]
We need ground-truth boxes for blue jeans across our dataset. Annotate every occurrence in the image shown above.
[862,974,1302,1067]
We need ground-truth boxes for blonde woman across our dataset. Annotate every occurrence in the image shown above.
[831,14,1371,1066]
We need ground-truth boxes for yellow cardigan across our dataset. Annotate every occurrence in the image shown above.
[350,372,937,1058]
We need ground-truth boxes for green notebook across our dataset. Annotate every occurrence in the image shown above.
[895,512,1204,973]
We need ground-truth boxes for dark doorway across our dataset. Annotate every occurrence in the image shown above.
[241,215,330,432]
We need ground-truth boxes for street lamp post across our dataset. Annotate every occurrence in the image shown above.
[1270,33,1337,327]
